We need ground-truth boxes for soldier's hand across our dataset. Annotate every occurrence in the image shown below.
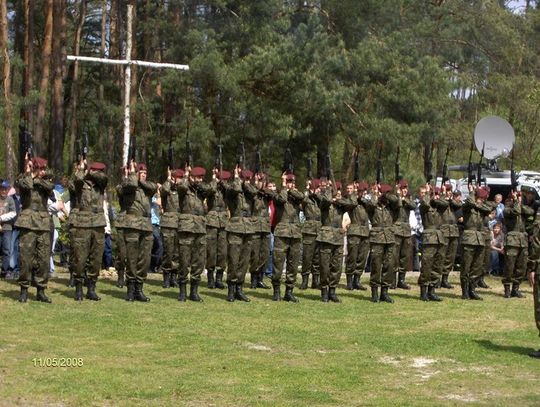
[25,159,33,174]
[529,271,535,287]
[167,167,172,181]
[234,165,240,179]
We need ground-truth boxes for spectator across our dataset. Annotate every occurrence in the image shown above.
[102,191,114,270]
[0,180,17,279]
[488,209,497,230]
[48,182,70,275]
[9,185,21,279]
[490,221,504,276]
[266,181,277,277]
[494,194,504,223]
[149,192,163,273]
[411,185,427,271]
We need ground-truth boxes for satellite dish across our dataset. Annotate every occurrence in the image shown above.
[474,116,515,159]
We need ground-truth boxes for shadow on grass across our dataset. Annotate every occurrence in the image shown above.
[474,339,534,356]
[150,288,180,300]
[202,290,229,301]
[0,287,22,301]
[100,288,128,300]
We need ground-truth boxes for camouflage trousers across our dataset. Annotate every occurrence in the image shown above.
[124,228,153,284]
[369,243,394,288]
[345,235,369,277]
[227,232,252,284]
[393,234,411,274]
[442,236,459,276]
[178,232,206,284]
[301,234,320,276]
[272,236,301,288]
[161,226,179,274]
[502,245,528,286]
[206,226,227,272]
[114,227,127,274]
[71,226,104,283]
[534,272,540,336]
[17,228,51,289]
[461,244,484,285]
[318,242,343,289]
[250,232,270,275]
[418,243,444,287]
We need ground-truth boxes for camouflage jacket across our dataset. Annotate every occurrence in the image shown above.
[273,188,304,239]
[223,178,253,235]
[301,192,322,236]
[316,189,354,245]
[177,178,214,234]
[117,173,157,232]
[248,185,272,234]
[440,198,462,238]
[503,201,533,248]
[387,193,415,238]
[461,192,490,246]
[363,194,395,244]
[159,180,181,229]
[344,192,370,238]
[206,180,229,229]
[419,196,447,245]
[14,173,54,232]
[68,169,107,228]
[114,183,129,229]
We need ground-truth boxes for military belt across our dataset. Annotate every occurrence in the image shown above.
[127,209,150,218]
[79,207,101,214]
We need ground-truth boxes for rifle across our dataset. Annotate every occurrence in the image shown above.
[467,140,475,185]
[510,143,517,191]
[82,131,89,160]
[127,135,137,166]
[441,147,450,188]
[254,147,262,174]
[395,146,401,184]
[376,141,383,184]
[353,150,360,182]
[215,142,223,175]
[185,136,192,167]
[425,137,435,183]
[477,142,485,186]
[167,135,174,169]
[282,147,293,174]
[307,156,313,180]
[326,150,337,194]
[237,141,245,168]
[19,126,33,173]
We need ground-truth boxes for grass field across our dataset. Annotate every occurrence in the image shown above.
[0,271,539,406]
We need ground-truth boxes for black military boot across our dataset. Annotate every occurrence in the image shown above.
[390,273,397,289]
[420,285,429,301]
[36,287,52,303]
[215,270,225,289]
[18,287,28,303]
[397,272,411,290]
[328,287,341,303]
[440,274,453,289]
[116,270,125,288]
[170,272,178,288]
[379,287,394,303]
[346,274,353,290]
[460,281,470,300]
[235,283,250,302]
[226,282,236,302]
[299,274,309,290]
[134,283,150,302]
[178,283,187,302]
[272,283,281,301]
[250,273,258,289]
[511,283,524,298]
[283,286,299,303]
[478,277,490,289]
[370,286,379,303]
[67,271,75,288]
[257,272,270,289]
[86,281,101,301]
[125,281,135,301]
[189,281,203,302]
[529,349,540,359]
[74,282,84,301]
[352,274,366,290]
[468,284,483,300]
[311,274,320,289]
[504,284,511,298]
[321,287,329,303]
[427,286,442,302]
[162,272,171,289]
[207,268,215,289]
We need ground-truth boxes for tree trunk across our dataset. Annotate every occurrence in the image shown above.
[21,0,35,132]
[34,0,53,157]
[67,0,87,165]
[0,0,16,180]
[98,0,106,160]
[48,0,67,173]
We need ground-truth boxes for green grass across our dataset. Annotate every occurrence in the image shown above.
[0,272,539,406]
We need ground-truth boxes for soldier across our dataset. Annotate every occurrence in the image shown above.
[478,194,497,290]
[0,180,17,279]
[460,186,490,300]
[271,172,304,302]
[439,182,462,289]
[159,168,183,288]
[113,170,128,288]
[363,183,395,303]
[527,197,540,358]
[388,180,415,290]
[176,166,213,302]
[118,161,157,302]
[343,181,370,291]
[69,160,108,301]
[249,172,272,290]
[223,167,255,302]
[417,185,448,301]
[16,156,54,303]
[300,178,322,290]
[206,169,230,290]
[502,191,533,298]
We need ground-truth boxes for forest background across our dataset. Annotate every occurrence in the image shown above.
[0,0,539,188]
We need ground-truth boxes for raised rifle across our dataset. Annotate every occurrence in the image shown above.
[307,156,313,180]
[215,142,223,174]
[441,147,450,188]
[185,136,193,167]
[395,146,401,184]
[353,150,360,182]
[510,143,517,191]
[82,131,89,160]
[477,142,485,186]
[282,147,293,174]
[326,150,337,194]
[168,135,174,169]
[376,141,383,184]
[19,125,33,172]
[425,137,435,183]
[254,147,262,174]
[467,140,475,185]
[127,135,137,166]
[237,141,246,168]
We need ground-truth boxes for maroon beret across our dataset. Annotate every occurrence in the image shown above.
[310,179,321,189]
[357,181,369,191]
[285,173,296,182]
[32,156,48,169]
[476,188,489,199]
[137,163,147,172]
[444,182,452,190]
[398,179,408,188]
[191,166,206,177]
[241,169,253,180]
[219,170,231,181]
[171,169,184,178]
[89,162,106,171]
[433,187,442,194]
[335,181,342,190]
[379,184,392,194]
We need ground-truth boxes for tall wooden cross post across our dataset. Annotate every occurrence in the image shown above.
[67,4,189,166]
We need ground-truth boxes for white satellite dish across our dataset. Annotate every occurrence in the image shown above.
[474,116,515,159]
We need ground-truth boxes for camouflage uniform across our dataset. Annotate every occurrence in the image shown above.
[159,179,181,288]
[205,179,229,289]
[344,191,370,290]
[388,193,415,289]
[249,186,272,289]
[69,167,108,300]
[113,183,128,288]
[15,171,54,302]
[439,197,462,288]
[527,207,540,356]
[300,191,321,289]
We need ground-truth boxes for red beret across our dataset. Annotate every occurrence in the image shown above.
[171,169,184,178]
[476,188,489,200]
[137,163,147,172]
[241,169,253,180]
[398,179,408,188]
[218,170,231,181]
[444,182,452,190]
[32,156,48,169]
[357,181,369,191]
[433,187,442,194]
[285,173,296,182]
[379,184,392,194]
[310,179,320,189]
[335,181,342,190]
[191,166,206,177]
[89,162,106,171]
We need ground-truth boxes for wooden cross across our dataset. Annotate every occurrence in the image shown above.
[67,4,189,166]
